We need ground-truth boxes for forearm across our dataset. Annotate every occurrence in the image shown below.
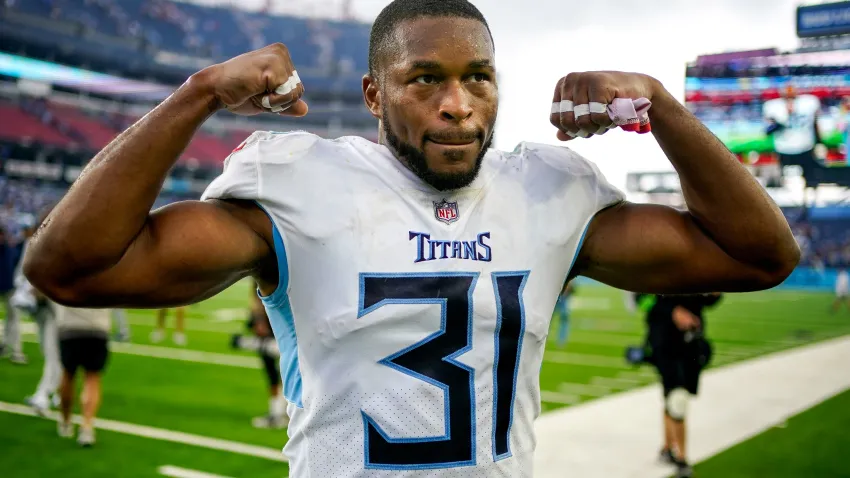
[25,70,219,282]
[648,84,799,272]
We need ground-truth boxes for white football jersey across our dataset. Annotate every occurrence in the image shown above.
[201,131,624,477]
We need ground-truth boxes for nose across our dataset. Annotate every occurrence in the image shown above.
[438,81,473,122]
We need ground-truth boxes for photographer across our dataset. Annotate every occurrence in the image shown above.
[634,292,722,478]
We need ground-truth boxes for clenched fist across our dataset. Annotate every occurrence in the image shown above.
[200,43,308,117]
[549,71,660,141]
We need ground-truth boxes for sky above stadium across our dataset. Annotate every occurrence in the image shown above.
[182,0,804,190]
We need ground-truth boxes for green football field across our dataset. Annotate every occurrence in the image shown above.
[1,280,849,478]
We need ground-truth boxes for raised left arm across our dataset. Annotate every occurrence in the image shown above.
[553,72,800,293]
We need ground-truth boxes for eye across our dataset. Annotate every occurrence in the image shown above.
[414,75,438,85]
[469,73,490,83]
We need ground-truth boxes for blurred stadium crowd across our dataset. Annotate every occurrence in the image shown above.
[0,0,378,248]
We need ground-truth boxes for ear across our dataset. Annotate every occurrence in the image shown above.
[362,74,382,120]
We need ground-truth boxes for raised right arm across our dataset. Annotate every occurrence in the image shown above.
[23,44,308,308]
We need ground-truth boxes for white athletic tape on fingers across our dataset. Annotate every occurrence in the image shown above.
[559,100,574,113]
[275,81,294,95]
[595,125,609,135]
[573,104,590,117]
[551,102,561,115]
[589,102,607,114]
[564,130,577,138]
[575,129,591,138]
[271,105,289,113]
[262,96,272,109]
[275,71,301,95]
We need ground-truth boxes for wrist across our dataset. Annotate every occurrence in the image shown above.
[645,78,681,125]
[185,66,223,115]
[646,76,674,107]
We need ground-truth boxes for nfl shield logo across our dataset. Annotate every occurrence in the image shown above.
[433,199,459,224]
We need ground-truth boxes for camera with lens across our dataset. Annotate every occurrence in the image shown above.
[230,334,280,358]
[624,343,653,366]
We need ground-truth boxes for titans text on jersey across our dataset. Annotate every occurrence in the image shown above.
[409,231,492,263]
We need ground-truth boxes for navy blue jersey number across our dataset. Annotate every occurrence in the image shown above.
[358,271,529,469]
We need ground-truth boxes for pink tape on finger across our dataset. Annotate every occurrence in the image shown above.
[608,97,652,134]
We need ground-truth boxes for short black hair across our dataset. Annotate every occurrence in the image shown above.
[368,0,492,76]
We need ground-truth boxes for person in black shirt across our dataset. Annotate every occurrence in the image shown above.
[636,292,722,478]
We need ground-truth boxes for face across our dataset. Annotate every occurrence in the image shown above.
[364,16,498,191]
[784,86,797,101]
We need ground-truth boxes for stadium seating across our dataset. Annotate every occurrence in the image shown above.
[0,0,380,227]
[0,100,75,147]
[46,103,120,150]
[183,132,241,168]
[783,206,850,268]
[2,0,370,95]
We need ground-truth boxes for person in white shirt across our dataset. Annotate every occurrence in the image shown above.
[55,304,112,447]
[832,268,850,312]
[764,85,824,187]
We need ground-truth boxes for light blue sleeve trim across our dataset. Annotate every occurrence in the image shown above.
[253,201,289,308]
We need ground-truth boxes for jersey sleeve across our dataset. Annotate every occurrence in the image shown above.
[581,154,625,214]
[200,132,262,202]
[520,141,625,218]
[200,130,322,204]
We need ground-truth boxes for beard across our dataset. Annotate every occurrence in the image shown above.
[382,107,492,191]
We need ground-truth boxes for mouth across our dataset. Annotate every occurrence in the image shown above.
[425,135,479,146]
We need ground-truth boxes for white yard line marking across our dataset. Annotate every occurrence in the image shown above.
[715,348,754,359]
[557,382,611,397]
[211,309,247,322]
[0,401,287,462]
[569,297,612,311]
[590,375,646,389]
[544,351,628,369]
[125,316,239,334]
[571,318,641,333]
[540,391,581,405]
[109,342,260,369]
[158,465,236,478]
[562,332,640,347]
[15,333,262,369]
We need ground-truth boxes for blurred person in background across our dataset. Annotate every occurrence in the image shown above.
[230,281,287,429]
[21,287,59,415]
[56,304,113,447]
[635,293,721,478]
[764,85,824,191]
[832,268,850,312]
[836,96,850,162]
[0,224,26,364]
[244,283,287,429]
[13,207,63,413]
[151,306,186,346]
[551,280,575,348]
[112,308,131,342]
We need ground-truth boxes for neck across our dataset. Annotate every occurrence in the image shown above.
[377,122,387,146]
[377,122,410,170]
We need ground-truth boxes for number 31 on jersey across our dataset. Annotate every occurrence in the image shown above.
[358,270,529,470]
